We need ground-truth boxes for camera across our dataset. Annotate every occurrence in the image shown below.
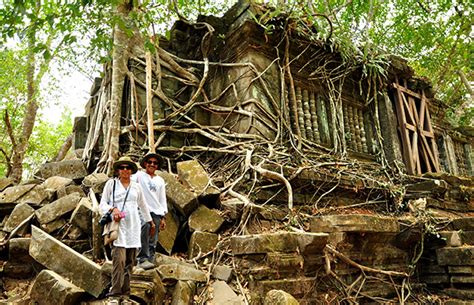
[99,210,113,226]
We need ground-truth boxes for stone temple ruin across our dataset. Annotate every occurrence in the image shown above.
[1,1,473,304]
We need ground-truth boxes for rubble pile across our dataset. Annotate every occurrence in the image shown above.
[0,156,473,304]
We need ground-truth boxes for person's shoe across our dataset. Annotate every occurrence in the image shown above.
[137,260,155,270]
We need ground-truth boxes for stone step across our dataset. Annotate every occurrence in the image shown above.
[310,214,399,233]
[437,246,474,266]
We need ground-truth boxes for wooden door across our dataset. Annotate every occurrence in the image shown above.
[392,78,440,175]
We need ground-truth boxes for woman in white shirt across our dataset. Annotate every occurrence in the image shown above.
[99,156,155,304]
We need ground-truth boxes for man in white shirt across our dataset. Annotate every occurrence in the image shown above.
[133,153,167,269]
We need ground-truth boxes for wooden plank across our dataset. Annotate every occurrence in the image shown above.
[392,83,422,99]
[394,85,415,174]
[411,131,421,174]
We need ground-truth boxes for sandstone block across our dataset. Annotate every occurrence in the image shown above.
[452,218,474,231]
[439,231,463,247]
[0,184,35,203]
[231,232,328,255]
[35,193,82,224]
[70,197,93,234]
[188,205,224,233]
[82,172,109,194]
[157,263,207,282]
[158,209,179,255]
[211,280,244,305]
[451,276,474,284]
[29,226,105,297]
[40,218,67,233]
[8,238,32,262]
[448,266,474,274]
[57,185,85,198]
[35,160,88,180]
[264,289,299,305]
[0,177,13,192]
[30,270,85,305]
[130,271,166,305]
[310,214,399,233]
[220,198,244,220]
[3,203,35,232]
[42,176,73,191]
[188,231,218,258]
[177,160,211,195]
[157,171,198,216]
[212,265,233,282]
[18,185,49,205]
[437,246,474,266]
[171,280,196,305]
[154,253,195,269]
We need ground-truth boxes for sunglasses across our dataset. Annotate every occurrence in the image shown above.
[147,160,159,165]
[118,166,131,170]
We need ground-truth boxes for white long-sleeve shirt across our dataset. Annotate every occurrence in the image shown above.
[132,171,168,216]
[99,178,152,248]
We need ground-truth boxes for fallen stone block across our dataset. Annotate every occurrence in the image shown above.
[70,197,93,234]
[0,177,14,192]
[18,184,49,205]
[177,160,211,195]
[9,238,33,262]
[220,198,244,220]
[437,246,474,266]
[171,280,196,305]
[154,253,195,269]
[42,176,73,191]
[406,179,448,194]
[158,209,179,255]
[0,184,35,203]
[212,265,233,282]
[58,184,85,198]
[439,231,463,247]
[188,231,218,258]
[264,289,299,305]
[82,172,109,194]
[130,270,166,305]
[211,280,244,305]
[30,269,86,305]
[35,160,88,180]
[310,214,399,233]
[3,203,35,233]
[35,192,82,224]
[157,171,198,216]
[3,260,40,279]
[231,232,328,255]
[157,263,207,282]
[29,226,105,297]
[188,205,224,233]
[40,218,67,233]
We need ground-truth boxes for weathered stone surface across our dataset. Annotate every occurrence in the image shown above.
[443,288,474,300]
[3,203,35,232]
[221,198,244,220]
[171,280,196,305]
[405,179,448,194]
[310,214,399,233]
[157,263,207,282]
[70,197,93,234]
[158,209,179,255]
[212,265,233,282]
[8,238,32,262]
[421,274,450,284]
[451,276,474,284]
[0,177,14,192]
[439,231,463,247]
[188,231,219,258]
[157,171,198,216]
[35,193,82,224]
[67,225,83,240]
[29,226,105,297]
[155,253,195,269]
[266,253,304,272]
[35,160,88,180]
[188,205,224,233]
[18,185,49,205]
[448,266,474,274]
[177,160,210,195]
[81,172,109,194]
[437,246,474,266]
[452,217,474,231]
[0,184,35,203]
[460,231,474,244]
[231,232,328,255]
[211,280,244,305]
[252,277,319,301]
[130,271,166,305]
[57,185,85,198]
[264,290,299,305]
[30,270,85,305]
[2,260,39,279]
[42,176,73,191]
[40,218,67,233]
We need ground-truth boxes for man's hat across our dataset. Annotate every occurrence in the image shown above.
[140,152,163,168]
[113,156,138,174]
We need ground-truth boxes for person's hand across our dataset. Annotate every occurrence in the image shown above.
[149,221,156,236]
[112,208,121,222]
[160,218,166,231]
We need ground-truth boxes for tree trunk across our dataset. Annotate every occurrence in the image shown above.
[104,1,133,175]
[9,35,39,183]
